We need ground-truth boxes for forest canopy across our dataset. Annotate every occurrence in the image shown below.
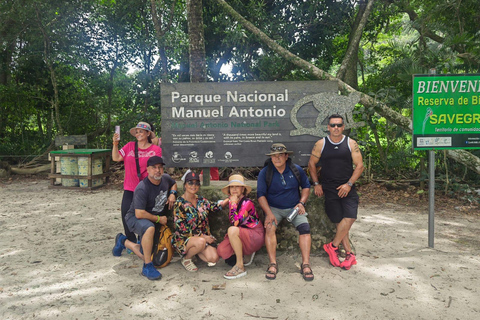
[1,0,479,199]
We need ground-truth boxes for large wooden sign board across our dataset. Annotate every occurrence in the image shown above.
[161,81,362,167]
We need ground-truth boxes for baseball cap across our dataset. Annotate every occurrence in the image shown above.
[147,156,165,167]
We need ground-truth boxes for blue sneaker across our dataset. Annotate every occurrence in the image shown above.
[112,233,127,256]
[142,262,162,280]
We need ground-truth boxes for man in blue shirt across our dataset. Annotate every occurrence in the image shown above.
[257,143,312,281]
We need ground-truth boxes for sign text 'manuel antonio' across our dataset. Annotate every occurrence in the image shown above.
[171,90,289,118]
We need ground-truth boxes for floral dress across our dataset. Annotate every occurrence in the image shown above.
[173,195,222,256]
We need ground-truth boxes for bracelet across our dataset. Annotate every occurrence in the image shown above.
[113,142,119,146]
[169,190,177,196]
[156,215,161,223]
[299,201,306,206]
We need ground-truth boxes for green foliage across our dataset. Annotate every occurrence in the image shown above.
[0,0,479,200]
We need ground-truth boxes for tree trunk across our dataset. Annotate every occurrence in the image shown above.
[214,0,480,175]
[11,164,50,175]
[150,0,176,82]
[367,113,386,169]
[336,0,375,89]
[187,0,210,185]
[35,5,63,135]
[187,0,207,82]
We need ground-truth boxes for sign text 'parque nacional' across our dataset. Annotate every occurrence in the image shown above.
[413,74,480,150]
[161,81,362,167]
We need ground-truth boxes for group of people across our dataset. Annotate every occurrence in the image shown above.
[111,114,364,281]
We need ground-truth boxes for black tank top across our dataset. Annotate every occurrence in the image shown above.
[320,135,353,186]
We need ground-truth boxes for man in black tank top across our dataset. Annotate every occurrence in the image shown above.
[308,114,364,270]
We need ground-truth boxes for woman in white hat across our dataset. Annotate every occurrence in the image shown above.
[111,122,162,252]
[217,174,265,279]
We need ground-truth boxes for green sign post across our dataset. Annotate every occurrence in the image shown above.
[413,73,480,248]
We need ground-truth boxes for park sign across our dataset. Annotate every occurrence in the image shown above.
[413,74,480,150]
[160,81,362,167]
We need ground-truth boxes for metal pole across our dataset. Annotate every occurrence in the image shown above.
[203,167,211,186]
[428,150,435,248]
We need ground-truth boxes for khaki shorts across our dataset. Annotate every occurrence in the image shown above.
[270,206,309,228]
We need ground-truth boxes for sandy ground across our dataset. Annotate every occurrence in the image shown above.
[0,178,479,320]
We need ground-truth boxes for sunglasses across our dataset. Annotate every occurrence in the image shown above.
[136,125,151,131]
[329,123,344,128]
[270,146,287,152]
[280,174,286,186]
[186,181,200,186]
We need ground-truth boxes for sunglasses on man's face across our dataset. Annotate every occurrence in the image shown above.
[187,181,200,186]
[270,146,287,152]
[329,123,344,128]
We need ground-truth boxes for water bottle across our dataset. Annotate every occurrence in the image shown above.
[286,207,299,222]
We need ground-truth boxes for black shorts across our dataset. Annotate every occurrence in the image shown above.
[323,184,359,223]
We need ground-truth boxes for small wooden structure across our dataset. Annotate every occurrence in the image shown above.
[48,135,111,190]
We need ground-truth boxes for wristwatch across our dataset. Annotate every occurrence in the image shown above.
[347,181,353,187]
[313,181,320,186]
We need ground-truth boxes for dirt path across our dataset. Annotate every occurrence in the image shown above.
[0,178,479,319]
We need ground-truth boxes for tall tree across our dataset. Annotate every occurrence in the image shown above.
[186,0,207,82]
[336,0,375,88]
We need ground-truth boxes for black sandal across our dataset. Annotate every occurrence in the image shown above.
[301,263,314,281]
[265,263,278,280]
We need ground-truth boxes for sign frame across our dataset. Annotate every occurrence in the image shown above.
[412,74,480,150]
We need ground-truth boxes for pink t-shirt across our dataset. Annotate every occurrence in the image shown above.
[119,141,162,191]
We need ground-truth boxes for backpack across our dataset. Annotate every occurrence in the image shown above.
[264,158,302,191]
[151,224,173,268]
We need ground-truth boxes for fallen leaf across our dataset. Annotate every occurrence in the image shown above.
[212,283,226,290]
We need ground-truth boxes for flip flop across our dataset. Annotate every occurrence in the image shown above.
[224,266,247,280]
[265,262,278,280]
[244,252,256,267]
[301,263,314,281]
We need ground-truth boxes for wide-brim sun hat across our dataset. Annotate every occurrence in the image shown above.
[221,174,252,195]
[265,143,293,156]
[129,122,156,138]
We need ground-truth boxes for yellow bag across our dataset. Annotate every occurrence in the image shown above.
[152,225,173,268]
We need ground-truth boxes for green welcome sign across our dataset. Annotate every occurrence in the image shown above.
[413,74,480,150]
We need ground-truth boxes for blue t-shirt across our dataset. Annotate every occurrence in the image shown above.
[257,163,310,209]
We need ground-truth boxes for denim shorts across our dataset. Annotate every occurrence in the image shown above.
[126,213,155,238]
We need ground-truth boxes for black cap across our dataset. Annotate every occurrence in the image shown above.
[184,171,200,182]
[147,156,165,167]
